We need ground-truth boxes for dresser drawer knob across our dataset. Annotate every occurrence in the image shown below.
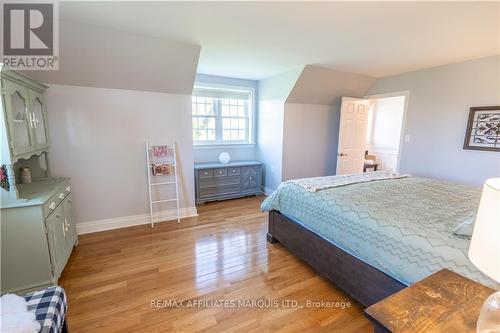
[59,193,65,200]
[232,170,236,173]
[218,170,223,174]
[204,172,208,175]
[66,185,71,192]
[49,202,56,210]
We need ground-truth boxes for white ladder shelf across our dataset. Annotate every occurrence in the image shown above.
[145,141,180,227]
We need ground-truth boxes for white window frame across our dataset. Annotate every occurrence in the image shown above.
[192,83,256,147]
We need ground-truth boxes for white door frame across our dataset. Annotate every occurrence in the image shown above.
[363,90,410,172]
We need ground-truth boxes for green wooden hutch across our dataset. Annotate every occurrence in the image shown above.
[1,65,77,294]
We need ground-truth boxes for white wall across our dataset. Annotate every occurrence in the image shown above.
[282,66,375,180]
[282,103,339,180]
[258,66,375,189]
[193,146,256,163]
[21,21,200,231]
[46,84,196,225]
[257,100,285,193]
[257,68,303,192]
[367,96,406,171]
[368,56,500,185]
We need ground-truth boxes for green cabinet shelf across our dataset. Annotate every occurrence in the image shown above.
[1,66,77,294]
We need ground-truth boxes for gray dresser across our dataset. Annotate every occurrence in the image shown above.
[194,161,262,204]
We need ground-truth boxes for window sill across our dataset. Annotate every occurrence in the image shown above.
[193,143,256,150]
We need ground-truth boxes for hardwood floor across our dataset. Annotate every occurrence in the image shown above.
[60,196,373,332]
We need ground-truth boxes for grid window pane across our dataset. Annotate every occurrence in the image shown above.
[223,129,230,141]
[219,115,246,142]
[207,129,216,141]
[221,98,246,117]
[192,91,252,144]
[221,104,229,116]
[192,115,216,142]
[192,96,214,116]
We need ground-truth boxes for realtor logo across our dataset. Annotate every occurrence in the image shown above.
[2,1,59,70]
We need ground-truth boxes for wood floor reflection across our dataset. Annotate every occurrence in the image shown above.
[60,195,372,332]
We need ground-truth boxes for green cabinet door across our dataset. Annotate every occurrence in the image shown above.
[2,79,34,157]
[29,90,49,151]
[63,194,77,249]
[45,205,68,280]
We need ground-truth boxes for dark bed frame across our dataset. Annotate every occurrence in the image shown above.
[267,210,407,307]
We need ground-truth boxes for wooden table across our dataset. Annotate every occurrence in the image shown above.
[364,269,495,333]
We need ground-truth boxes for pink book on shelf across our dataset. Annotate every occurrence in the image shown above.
[152,146,169,157]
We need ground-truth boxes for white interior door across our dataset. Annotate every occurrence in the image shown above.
[336,97,370,175]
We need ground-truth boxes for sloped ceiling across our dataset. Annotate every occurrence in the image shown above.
[26,21,200,94]
[59,1,499,79]
[286,65,376,105]
[259,67,304,102]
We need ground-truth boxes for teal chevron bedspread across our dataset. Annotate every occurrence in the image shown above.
[261,177,499,289]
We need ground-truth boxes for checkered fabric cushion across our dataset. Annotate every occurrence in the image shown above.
[24,286,67,333]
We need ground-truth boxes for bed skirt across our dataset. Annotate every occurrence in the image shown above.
[267,210,406,307]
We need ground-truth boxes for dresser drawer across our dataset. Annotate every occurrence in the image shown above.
[199,176,240,189]
[228,167,240,176]
[42,181,71,219]
[214,168,227,177]
[199,169,213,179]
[194,162,262,203]
[43,193,59,219]
[57,181,71,200]
[200,185,240,198]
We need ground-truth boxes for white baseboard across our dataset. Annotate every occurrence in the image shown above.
[76,206,198,235]
[263,186,275,196]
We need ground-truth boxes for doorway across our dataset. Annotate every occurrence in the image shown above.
[365,93,407,172]
[336,92,408,175]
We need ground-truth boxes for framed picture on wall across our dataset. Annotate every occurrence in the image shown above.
[463,106,500,152]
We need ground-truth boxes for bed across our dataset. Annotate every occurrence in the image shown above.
[261,173,498,307]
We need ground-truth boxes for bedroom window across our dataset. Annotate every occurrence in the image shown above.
[192,85,254,145]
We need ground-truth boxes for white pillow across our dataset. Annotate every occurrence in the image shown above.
[0,294,41,333]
